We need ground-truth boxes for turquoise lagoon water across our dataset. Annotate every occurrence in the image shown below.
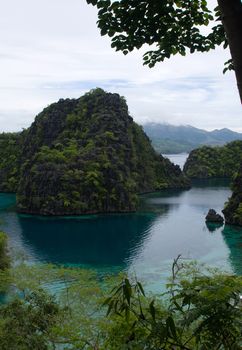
[0,178,242,290]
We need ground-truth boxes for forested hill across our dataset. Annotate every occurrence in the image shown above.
[0,132,23,192]
[0,89,189,215]
[143,123,242,154]
[183,141,242,179]
[223,166,242,226]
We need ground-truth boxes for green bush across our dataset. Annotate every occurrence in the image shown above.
[0,260,241,349]
[103,258,242,349]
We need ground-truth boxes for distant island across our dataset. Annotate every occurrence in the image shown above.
[0,89,189,215]
[143,122,242,154]
[183,141,242,179]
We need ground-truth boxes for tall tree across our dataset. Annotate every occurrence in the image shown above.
[86,0,242,103]
[218,0,242,102]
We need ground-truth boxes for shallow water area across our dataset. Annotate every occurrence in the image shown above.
[0,178,242,292]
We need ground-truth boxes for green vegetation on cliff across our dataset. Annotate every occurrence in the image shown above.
[13,89,189,215]
[0,231,10,270]
[0,133,23,192]
[223,167,242,226]
[184,141,242,179]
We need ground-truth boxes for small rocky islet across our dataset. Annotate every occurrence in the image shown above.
[205,209,224,224]
[183,143,242,226]
[0,88,190,216]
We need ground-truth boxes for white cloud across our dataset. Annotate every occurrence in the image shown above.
[0,0,241,132]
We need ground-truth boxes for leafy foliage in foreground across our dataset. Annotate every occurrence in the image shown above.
[0,259,241,349]
[86,0,226,69]
[184,141,242,179]
[103,258,242,349]
[0,290,60,350]
[86,0,242,104]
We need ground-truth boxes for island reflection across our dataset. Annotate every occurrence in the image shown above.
[17,212,162,270]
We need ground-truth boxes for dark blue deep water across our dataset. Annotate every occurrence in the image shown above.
[0,178,242,290]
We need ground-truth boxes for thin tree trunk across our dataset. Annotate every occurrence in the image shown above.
[217,0,242,103]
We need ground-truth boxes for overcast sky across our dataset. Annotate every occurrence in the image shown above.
[1,0,241,132]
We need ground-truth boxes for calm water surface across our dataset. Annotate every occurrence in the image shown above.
[162,153,189,169]
[0,178,242,290]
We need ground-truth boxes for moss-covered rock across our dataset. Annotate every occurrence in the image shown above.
[205,209,224,224]
[184,141,242,179]
[16,89,189,215]
[223,167,242,226]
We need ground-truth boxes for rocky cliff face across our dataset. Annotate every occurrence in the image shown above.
[1,89,190,215]
[184,141,242,179]
[0,132,23,192]
[223,167,242,226]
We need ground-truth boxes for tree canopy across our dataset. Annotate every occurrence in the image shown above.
[183,140,242,179]
[87,0,242,103]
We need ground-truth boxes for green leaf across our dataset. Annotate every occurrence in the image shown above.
[123,278,132,305]
[166,316,177,340]
[86,0,98,4]
[137,282,145,296]
[106,300,114,316]
[149,300,156,321]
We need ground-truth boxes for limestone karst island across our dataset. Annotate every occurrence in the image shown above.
[0,0,242,348]
[1,89,189,215]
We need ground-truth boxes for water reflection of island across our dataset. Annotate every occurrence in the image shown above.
[206,222,224,233]
[18,212,166,270]
[139,189,185,213]
[221,225,242,275]
[0,193,16,211]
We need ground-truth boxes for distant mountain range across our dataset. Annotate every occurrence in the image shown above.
[142,123,242,154]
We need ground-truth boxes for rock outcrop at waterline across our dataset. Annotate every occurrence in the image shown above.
[223,166,242,226]
[0,89,190,215]
[205,209,224,224]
